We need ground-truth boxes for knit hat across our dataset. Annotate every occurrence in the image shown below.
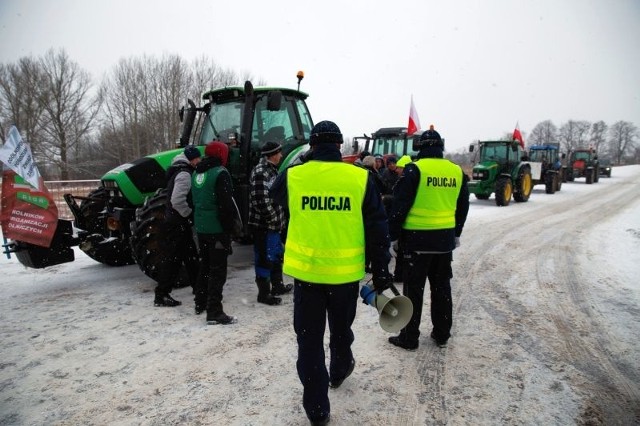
[396,155,412,168]
[184,146,201,161]
[310,120,343,145]
[386,156,398,164]
[204,141,229,167]
[261,141,282,156]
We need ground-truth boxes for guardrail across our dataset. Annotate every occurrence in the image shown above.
[44,180,101,220]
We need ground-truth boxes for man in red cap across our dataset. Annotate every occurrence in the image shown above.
[191,141,237,325]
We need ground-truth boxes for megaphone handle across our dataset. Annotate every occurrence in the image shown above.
[390,284,401,296]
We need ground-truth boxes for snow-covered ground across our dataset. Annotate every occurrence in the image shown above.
[1,166,639,425]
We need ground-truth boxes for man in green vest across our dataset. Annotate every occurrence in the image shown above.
[191,141,237,325]
[387,126,469,350]
[271,120,393,425]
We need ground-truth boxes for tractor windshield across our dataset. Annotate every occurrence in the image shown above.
[480,144,509,163]
[199,101,243,144]
[573,151,591,160]
[371,135,419,158]
[251,95,313,157]
[529,149,554,162]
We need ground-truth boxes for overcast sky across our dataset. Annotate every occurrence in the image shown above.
[1,0,638,152]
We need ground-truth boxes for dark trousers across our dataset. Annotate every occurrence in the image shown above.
[293,280,358,421]
[156,220,199,296]
[400,251,453,343]
[252,227,284,281]
[194,234,229,315]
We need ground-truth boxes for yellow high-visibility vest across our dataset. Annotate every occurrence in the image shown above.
[403,158,463,230]
[284,161,368,284]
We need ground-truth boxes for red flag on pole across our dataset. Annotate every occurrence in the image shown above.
[513,123,524,149]
[407,95,421,136]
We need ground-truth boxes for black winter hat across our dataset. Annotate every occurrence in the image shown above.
[310,120,343,145]
[261,141,282,156]
[184,146,201,160]
[419,126,443,148]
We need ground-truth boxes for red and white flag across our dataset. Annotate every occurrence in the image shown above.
[513,122,525,149]
[407,95,421,136]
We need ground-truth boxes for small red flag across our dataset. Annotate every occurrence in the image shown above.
[407,95,421,136]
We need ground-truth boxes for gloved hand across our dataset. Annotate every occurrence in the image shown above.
[389,240,399,257]
[372,274,393,294]
[455,237,460,248]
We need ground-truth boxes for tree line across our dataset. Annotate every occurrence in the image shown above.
[0,49,259,180]
[1,49,638,180]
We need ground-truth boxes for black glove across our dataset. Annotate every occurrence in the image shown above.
[372,273,393,294]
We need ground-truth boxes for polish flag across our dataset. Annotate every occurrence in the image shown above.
[513,123,525,149]
[407,95,421,136]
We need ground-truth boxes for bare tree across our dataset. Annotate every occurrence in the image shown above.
[589,121,608,154]
[558,120,590,153]
[0,57,47,163]
[528,120,558,147]
[608,121,638,165]
[35,49,100,180]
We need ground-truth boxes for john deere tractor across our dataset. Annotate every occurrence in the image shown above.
[468,140,532,206]
[8,78,314,283]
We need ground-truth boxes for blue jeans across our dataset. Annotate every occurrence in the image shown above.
[293,280,358,421]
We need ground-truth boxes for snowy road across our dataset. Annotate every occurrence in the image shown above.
[1,166,639,425]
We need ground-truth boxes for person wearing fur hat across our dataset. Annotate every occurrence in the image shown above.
[387,126,470,350]
[249,141,292,306]
[154,145,202,307]
[191,141,237,325]
[271,120,393,425]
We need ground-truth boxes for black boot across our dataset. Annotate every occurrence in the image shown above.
[256,277,282,305]
[154,294,182,307]
[270,269,293,296]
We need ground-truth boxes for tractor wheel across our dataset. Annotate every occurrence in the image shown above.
[594,168,600,183]
[495,177,512,206]
[586,169,594,184]
[555,173,562,191]
[513,167,532,202]
[78,187,135,266]
[545,172,556,194]
[130,189,197,286]
[474,193,490,200]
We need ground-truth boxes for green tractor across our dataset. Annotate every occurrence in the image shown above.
[468,140,532,206]
[8,78,314,283]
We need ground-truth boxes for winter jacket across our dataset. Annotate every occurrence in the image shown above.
[270,143,391,281]
[388,146,470,253]
[191,156,236,239]
[248,156,286,232]
[165,153,194,223]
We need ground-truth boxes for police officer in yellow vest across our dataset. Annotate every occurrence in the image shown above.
[387,126,469,350]
[271,120,393,426]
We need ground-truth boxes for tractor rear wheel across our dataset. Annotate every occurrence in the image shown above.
[78,187,135,266]
[586,169,594,184]
[131,189,196,287]
[545,172,556,194]
[556,172,563,191]
[495,177,512,206]
[513,167,532,202]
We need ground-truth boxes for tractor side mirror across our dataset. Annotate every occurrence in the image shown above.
[267,91,283,111]
[469,144,475,153]
[179,99,197,147]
